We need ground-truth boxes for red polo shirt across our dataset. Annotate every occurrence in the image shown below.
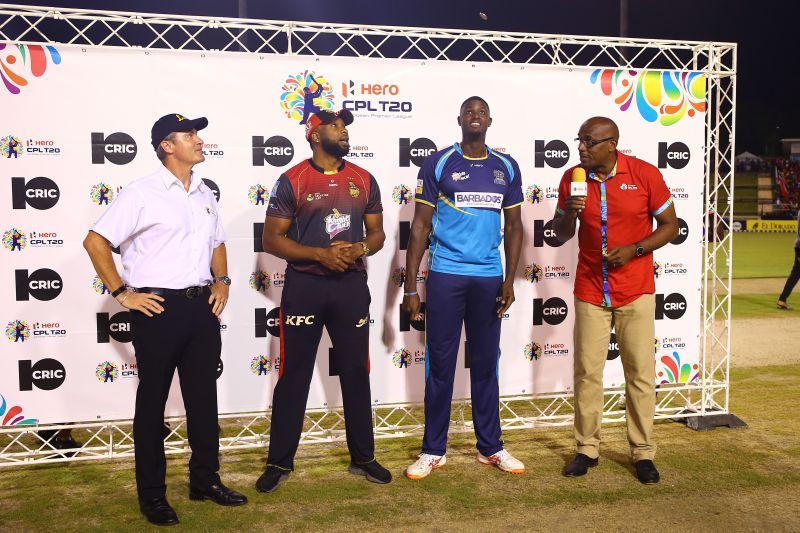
[556,152,672,307]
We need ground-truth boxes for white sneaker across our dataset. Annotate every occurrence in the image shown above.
[406,453,446,480]
[477,449,525,474]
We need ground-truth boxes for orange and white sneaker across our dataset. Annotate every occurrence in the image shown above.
[406,453,446,480]
[477,449,525,474]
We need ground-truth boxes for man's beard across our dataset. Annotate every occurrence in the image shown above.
[321,137,349,158]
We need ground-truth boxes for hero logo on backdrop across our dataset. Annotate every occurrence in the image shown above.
[15,269,62,301]
[655,293,687,320]
[252,136,294,167]
[534,140,570,168]
[533,219,565,247]
[89,182,118,205]
[341,79,412,116]
[11,177,60,210]
[3,228,26,251]
[399,138,436,167]
[255,308,281,338]
[1,134,24,158]
[524,342,542,361]
[91,132,137,165]
[4,229,63,249]
[96,312,132,343]
[249,271,270,292]
[658,142,690,169]
[279,70,335,124]
[533,297,569,325]
[18,358,66,391]
[248,184,269,205]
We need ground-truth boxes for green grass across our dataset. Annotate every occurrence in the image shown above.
[729,293,788,319]
[720,232,795,279]
[1,365,799,531]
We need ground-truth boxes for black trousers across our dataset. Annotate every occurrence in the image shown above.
[267,269,374,470]
[130,290,221,501]
[779,247,800,302]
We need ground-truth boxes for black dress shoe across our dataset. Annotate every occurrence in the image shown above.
[189,482,248,506]
[139,497,179,526]
[255,466,290,493]
[348,459,392,484]
[563,453,599,477]
[635,459,660,484]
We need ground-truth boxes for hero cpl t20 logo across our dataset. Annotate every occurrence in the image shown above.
[95,361,118,383]
[249,271,270,292]
[5,320,30,342]
[0,135,23,159]
[524,263,543,283]
[280,70,336,124]
[524,342,543,361]
[525,185,543,204]
[2,228,27,251]
[89,183,116,205]
[392,185,412,205]
[392,348,412,369]
[0,43,62,95]
[250,355,271,375]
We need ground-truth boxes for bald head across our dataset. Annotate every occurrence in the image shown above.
[580,116,619,140]
[577,116,619,172]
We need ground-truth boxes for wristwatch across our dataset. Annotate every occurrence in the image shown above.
[214,275,231,286]
[634,242,645,257]
[359,241,370,256]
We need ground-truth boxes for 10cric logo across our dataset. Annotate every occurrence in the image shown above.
[532,297,569,325]
[15,269,62,301]
[655,293,687,320]
[96,312,132,343]
[11,176,59,209]
[533,219,564,248]
[399,138,436,167]
[91,132,137,165]
[255,308,281,337]
[252,136,294,167]
[534,140,570,168]
[19,358,66,391]
[658,142,690,169]
[671,218,689,245]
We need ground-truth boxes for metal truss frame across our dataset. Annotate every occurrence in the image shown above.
[0,4,736,467]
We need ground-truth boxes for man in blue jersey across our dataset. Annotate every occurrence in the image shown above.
[402,96,525,479]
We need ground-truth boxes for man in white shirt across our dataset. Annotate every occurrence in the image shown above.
[83,113,247,526]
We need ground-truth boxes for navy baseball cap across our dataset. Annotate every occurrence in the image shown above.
[151,113,208,150]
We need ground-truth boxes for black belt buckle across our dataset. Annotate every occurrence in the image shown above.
[185,286,202,299]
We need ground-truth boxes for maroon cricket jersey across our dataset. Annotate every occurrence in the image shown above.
[267,158,383,276]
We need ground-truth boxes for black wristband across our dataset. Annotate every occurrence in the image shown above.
[110,285,127,298]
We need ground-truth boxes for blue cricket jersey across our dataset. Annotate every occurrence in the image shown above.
[415,143,524,277]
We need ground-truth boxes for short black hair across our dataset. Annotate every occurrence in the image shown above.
[460,96,490,113]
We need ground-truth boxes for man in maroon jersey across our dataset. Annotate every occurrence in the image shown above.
[255,109,390,493]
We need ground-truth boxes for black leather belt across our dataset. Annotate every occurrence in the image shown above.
[135,286,210,299]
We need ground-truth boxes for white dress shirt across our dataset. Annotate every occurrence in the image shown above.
[92,165,226,289]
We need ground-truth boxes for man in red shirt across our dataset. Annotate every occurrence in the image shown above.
[552,116,678,484]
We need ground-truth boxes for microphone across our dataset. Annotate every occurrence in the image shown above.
[570,167,587,216]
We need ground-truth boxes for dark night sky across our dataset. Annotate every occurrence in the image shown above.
[6,0,798,155]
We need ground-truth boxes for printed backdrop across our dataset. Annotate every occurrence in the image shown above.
[0,44,706,424]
